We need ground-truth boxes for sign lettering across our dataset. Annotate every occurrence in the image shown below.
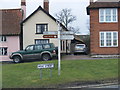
[37,63,54,69]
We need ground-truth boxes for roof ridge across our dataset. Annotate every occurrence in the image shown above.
[96,0,120,2]
[0,8,21,11]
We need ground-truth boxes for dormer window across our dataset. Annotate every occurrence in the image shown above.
[99,8,118,23]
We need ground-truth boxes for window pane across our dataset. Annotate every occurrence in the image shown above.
[0,47,7,56]
[0,36,6,42]
[113,40,117,46]
[35,45,42,50]
[100,33,104,46]
[0,48,2,55]
[113,32,118,46]
[43,44,50,49]
[105,9,111,21]
[35,39,49,44]
[106,32,112,46]
[113,9,117,21]
[36,24,48,34]
[101,40,104,46]
[36,25,41,33]
[26,46,34,51]
[100,9,104,22]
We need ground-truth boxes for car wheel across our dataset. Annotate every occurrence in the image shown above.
[13,56,21,63]
[74,53,77,55]
[42,54,51,61]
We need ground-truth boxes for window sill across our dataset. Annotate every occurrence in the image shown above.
[0,41,7,43]
[0,55,8,56]
[35,33,43,34]
[100,46,118,48]
[99,22,118,23]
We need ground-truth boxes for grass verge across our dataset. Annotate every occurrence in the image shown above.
[2,59,118,88]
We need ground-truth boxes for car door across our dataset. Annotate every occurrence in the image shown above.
[33,45,43,59]
[23,45,37,60]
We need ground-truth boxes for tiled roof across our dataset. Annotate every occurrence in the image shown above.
[87,0,120,15]
[0,9,23,35]
[96,0,120,2]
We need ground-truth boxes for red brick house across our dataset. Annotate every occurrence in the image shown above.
[87,0,120,56]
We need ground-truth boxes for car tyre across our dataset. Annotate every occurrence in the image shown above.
[74,53,77,55]
[42,54,51,61]
[13,56,21,63]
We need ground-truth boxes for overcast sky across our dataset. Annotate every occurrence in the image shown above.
[0,0,94,35]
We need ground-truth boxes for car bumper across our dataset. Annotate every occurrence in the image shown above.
[9,55,13,59]
[74,50,85,53]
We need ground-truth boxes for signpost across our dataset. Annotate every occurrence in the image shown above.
[37,63,54,79]
[43,24,74,76]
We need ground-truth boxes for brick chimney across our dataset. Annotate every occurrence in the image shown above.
[21,0,26,20]
[90,0,94,4]
[43,0,49,13]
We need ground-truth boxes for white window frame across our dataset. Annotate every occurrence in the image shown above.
[99,8,118,23]
[36,24,48,34]
[100,31,118,47]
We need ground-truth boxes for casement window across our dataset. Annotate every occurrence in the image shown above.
[99,8,118,22]
[100,32,118,47]
[0,36,6,42]
[0,47,7,56]
[36,24,48,34]
[35,39,49,44]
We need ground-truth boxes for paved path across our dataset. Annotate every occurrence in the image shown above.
[61,55,118,60]
[67,83,119,89]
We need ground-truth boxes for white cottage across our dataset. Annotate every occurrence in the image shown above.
[21,0,71,53]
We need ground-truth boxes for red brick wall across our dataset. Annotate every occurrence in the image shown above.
[90,9,119,55]
[118,9,120,55]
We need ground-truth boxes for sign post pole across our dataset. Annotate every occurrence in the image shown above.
[57,22,61,76]
[50,68,52,77]
[40,69,42,79]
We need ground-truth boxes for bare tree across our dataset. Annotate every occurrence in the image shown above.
[86,18,90,32]
[55,8,76,54]
[55,8,76,29]
[68,26,81,34]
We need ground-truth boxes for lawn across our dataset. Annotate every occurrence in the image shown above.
[2,59,118,88]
